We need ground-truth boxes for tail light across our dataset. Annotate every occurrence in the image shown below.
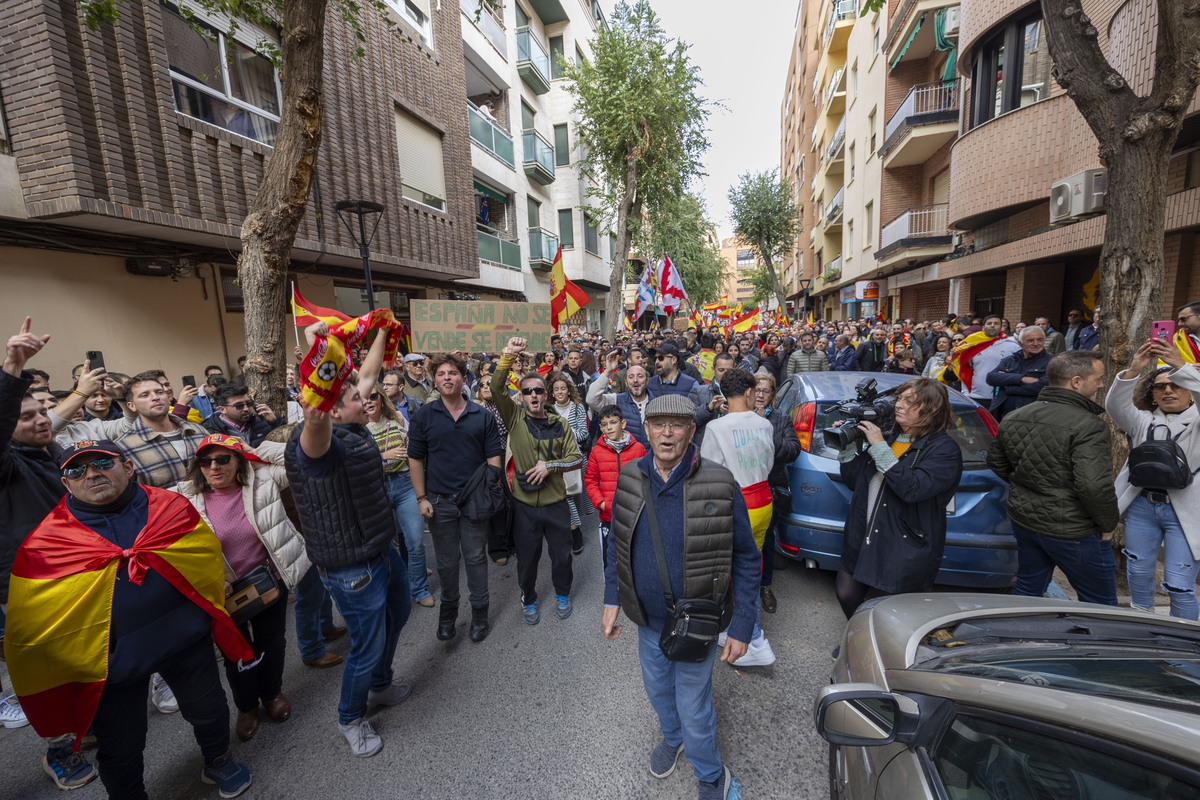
[793,401,816,452]
[976,406,999,436]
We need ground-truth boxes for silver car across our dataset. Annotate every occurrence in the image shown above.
[814,594,1200,799]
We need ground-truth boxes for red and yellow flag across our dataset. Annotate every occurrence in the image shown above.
[742,480,773,551]
[731,308,760,333]
[622,312,633,332]
[292,284,350,327]
[1175,328,1199,365]
[299,308,405,412]
[4,488,253,745]
[942,330,1003,388]
[549,245,590,333]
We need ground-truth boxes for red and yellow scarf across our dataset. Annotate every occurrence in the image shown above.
[3,488,253,746]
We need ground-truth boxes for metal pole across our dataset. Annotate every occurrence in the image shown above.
[359,212,376,311]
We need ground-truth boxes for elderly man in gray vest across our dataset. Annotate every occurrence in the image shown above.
[600,394,760,800]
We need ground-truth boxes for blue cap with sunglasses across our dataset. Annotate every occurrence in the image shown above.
[58,439,124,470]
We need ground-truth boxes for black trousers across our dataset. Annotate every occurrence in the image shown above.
[91,636,230,800]
[513,499,572,605]
[224,585,289,712]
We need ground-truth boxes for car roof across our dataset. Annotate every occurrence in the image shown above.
[783,371,980,407]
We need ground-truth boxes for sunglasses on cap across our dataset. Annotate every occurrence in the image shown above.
[520,387,547,396]
[62,456,118,480]
[197,454,234,467]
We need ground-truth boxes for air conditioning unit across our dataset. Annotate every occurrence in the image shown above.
[125,257,175,277]
[1049,168,1107,224]
[944,6,961,38]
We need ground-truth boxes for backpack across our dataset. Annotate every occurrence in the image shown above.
[1127,423,1199,491]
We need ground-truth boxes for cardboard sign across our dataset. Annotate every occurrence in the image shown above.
[410,301,553,353]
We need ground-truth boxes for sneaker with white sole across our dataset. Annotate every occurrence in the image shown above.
[733,636,776,667]
[200,750,252,798]
[151,673,178,713]
[339,717,383,757]
[42,743,98,790]
[649,739,684,779]
[523,602,540,625]
[1,695,29,728]
[555,594,573,619]
[367,682,413,709]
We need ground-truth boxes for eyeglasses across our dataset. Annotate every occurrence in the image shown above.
[1152,382,1177,393]
[408,360,425,366]
[224,401,253,410]
[196,454,234,467]
[520,387,547,396]
[368,393,380,401]
[1179,314,1198,324]
[646,420,690,434]
[754,388,772,395]
[62,456,118,479]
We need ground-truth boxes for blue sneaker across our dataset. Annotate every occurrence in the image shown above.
[698,766,742,800]
[523,602,540,625]
[556,594,573,619]
[42,743,97,790]
[201,750,252,798]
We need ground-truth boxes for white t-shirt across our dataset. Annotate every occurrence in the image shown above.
[969,338,1021,400]
[700,410,774,488]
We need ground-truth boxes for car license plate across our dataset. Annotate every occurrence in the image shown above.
[946,495,956,515]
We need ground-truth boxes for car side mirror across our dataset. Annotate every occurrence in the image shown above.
[813,683,918,747]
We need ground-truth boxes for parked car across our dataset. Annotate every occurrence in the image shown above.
[772,371,1016,588]
[814,593,1200,799]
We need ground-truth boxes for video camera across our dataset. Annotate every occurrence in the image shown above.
[822,378,897,450]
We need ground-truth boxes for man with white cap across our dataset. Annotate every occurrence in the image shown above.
[402,353,430,409]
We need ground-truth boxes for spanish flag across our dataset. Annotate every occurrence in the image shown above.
[942,330,1003,388]
[4,488,253,745]
[731,308,760,334]
[292,284,350,327]
[1175,328,1199,365]
[622,312,633,332]
[550,245,591,333]
[742,480,773,551]
[299,308,405,412]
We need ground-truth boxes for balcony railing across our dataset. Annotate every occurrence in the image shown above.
[879,204,951,251]
[824,65,845,109]
[516,27,551,94]
[824,186,844,225]
[523,128,556,185]
[822,0,856,51]
[882,80,960,154]
[826,116,846,162]
[467,104,515,167]
[460,0,507,58]
[528,227,560,268]
[823,254,843,280]
[478,227,522,270]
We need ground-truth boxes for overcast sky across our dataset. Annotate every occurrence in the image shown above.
[599,0,800,241]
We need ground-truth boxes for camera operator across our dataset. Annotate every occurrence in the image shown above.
[832,377,963,618]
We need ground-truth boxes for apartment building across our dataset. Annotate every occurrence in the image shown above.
[460,0,617,332]
[719,237,759,309]
[0,1,478,380]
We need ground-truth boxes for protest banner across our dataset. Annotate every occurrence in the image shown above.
[410,300,554,353]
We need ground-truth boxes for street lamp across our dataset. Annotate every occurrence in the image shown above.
[335,200,385,311]
[798,277,812,320]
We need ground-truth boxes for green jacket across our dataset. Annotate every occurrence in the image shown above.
[987,386,1119,538]
[490,358,583,508]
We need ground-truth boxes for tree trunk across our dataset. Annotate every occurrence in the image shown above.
[758,244,787,313]
[238,0,328,415]
[608,149,639,341]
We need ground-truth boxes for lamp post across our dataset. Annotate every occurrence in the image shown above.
[798,277,812,321]
[335,200,385,311]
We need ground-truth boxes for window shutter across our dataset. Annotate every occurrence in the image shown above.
[408,0,432,19]
[395,108,446,204]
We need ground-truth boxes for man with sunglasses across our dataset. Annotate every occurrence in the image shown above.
[202,383,282,447]
[402,353,431,409]
[491,337,584,625]
[1176,301,1200,364]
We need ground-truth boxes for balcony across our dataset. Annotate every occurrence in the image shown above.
[824,186,844,227]
[528,227,560,270]
[522,128,556,185]
[823,254,843,282]
[874,204,953,269]
[824,65,846,116]
[467,104,515,168]
[881,80,960,168]
[886,1,958,70]
[460,0,507,58]
[821,0,856,53]
[478,227,522,270]
[826,116,846,163]
[516,28,551,94]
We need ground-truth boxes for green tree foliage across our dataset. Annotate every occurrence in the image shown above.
[727,169,799,311]
[640,193,724,305]
[564,0,710,339]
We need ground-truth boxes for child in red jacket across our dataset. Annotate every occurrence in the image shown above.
[583,404,647,568]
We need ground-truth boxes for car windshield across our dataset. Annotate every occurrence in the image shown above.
[918,614,1200,711]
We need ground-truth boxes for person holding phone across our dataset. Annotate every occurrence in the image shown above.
[690,352,735,449]
[202,383,283,447]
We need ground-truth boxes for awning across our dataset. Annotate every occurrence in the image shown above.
[934,8,958,82]
[889,13,926,72]
[472,181,507,203]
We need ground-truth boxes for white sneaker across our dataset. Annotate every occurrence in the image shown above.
[151,673,179,713]
[734,637,776,667]
[1,695,29,728]
[338,718,384,757]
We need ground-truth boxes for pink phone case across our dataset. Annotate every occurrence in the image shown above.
[1152,320,1175,340]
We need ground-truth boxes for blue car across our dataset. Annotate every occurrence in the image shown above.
[772,372,1017,589]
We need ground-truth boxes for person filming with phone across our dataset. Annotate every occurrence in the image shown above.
[202,383,282,447]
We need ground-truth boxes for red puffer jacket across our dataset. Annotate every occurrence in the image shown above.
[584,435,647,522]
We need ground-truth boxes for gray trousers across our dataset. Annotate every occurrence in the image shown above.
[428,493,490,609]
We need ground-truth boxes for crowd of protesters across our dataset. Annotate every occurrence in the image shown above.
[1,299,1198,800]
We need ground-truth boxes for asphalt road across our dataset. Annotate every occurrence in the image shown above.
[1,515,847,800]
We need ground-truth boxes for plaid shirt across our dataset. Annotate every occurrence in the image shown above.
[117,416,209,488]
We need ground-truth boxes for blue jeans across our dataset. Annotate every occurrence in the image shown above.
[637,626,723,784]
[386,471,431,601]
[319,545,412,724]
[1123,495,1200,619]
[294,567,336,661]
[1011,521,1117,606]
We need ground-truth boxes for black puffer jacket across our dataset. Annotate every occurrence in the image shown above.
[285,422,396,570]
[987,386,1119,538]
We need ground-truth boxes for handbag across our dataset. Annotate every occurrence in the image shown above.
[563,467,583,496]
[1128,423,1200,491]
[642,476,724,663]
[225,564,282,625]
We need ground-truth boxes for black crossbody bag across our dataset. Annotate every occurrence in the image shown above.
[642,476,724,662]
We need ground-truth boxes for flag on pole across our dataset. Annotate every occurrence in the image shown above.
[292,285,350,326]
[633,265,655,321]
[622,312,633,332]
[549,245,591,333]
[731,308,760,333]
[703,296,728,313]
[656,254,688,315]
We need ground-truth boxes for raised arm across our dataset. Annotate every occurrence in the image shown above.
[355,326,391,401]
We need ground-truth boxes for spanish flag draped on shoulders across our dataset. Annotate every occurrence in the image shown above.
[4,476,252,746]
[939,330,998,388]
[1176,328,1199,365]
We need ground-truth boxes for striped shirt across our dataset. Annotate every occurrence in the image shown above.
[117,416,209,489]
